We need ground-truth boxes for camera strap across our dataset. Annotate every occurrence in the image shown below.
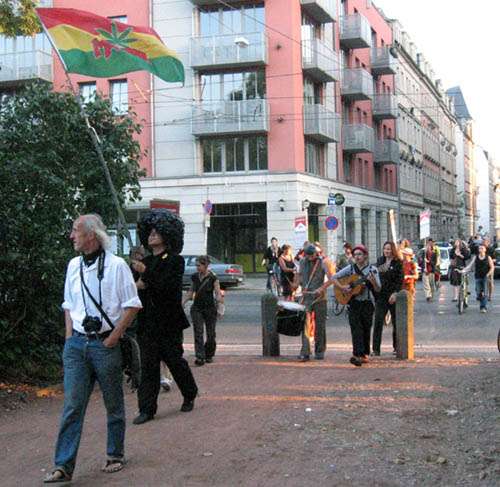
[79,253,114,330]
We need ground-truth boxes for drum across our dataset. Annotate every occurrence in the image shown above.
[276,301,306,336]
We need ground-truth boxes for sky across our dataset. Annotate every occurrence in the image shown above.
[374,0,500,162]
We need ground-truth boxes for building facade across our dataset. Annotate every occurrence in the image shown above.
[390,19,457,243]
[132,0,401,271]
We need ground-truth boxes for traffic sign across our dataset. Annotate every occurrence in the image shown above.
[334,193,345,206]
[328,193,336,206]
[203,199,213,215]
[325,215,339,231]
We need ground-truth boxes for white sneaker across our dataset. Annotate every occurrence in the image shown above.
[480,308,487,313]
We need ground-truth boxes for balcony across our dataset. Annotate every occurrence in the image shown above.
[340,14,371,49]
[374,139,399,165]
[304,104,341,143]
[190,32,267,70]
[302,38,339,83]
[300,0,337,24]
[192,99,269,137]
[342,124,374,153]
[341,68,373,101]
[189,0,240,4]
[0,50,52,87]
[372,93,398,120]
[371,47,398,76]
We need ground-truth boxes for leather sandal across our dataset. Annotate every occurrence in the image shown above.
[101,458,125,473]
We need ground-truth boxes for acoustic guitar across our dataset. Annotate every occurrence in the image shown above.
[334,274,369,305]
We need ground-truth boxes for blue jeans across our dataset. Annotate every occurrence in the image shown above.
[54,334,124,474]
[475,277,488,310]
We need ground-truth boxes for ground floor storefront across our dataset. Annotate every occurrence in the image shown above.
[126,173,398,271]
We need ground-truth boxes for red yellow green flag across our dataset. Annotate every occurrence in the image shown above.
[36,8,184,83]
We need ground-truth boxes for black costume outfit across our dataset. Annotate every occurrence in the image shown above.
[190,271,218,362]
[372,256,404,354]
[449,246,470,286]
[280,258,295,297]
[136,251,198,416]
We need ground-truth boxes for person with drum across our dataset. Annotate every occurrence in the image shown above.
[296,244,335,362]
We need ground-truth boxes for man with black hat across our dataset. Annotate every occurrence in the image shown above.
[131,209,198,425]
[297,244,335,361]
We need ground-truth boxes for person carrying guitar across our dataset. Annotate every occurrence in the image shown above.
[317,244,380,367]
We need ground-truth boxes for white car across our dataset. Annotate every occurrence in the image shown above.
[417,246,451,280]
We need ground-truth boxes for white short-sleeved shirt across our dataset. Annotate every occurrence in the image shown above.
[62,251,142,333]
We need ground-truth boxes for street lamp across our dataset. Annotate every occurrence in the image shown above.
[302,199,310,211]
[278,198,285,212]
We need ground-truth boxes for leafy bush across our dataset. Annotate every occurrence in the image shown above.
[0,83,145,380]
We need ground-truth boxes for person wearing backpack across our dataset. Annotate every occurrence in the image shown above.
[183,255,224,366]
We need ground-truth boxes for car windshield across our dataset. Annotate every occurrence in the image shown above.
[440,249,449,259]
[208,256,223,264]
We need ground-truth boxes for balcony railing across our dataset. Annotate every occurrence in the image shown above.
[374,139,399,165]
[192,99,269,136]
[0,50,52,85]
[340,13,371,49]
[300,0,337,24]
[304,104,341,143]
[371,47,398,76]
[372,93,398,120]
[341,68,373,101]
[302,37,339,83]
[190,32,267,70]
[342,124,374,153]
[190,0,240,5]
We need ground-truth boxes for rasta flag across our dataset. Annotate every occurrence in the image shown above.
[36,8,184,84]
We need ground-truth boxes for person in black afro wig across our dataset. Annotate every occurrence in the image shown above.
[138,209,184,255]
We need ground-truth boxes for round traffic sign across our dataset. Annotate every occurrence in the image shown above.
[325,216,339,231]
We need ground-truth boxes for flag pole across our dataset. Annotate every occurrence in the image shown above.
[40,20,133,251]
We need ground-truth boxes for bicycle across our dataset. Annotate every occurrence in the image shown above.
[457,269,469,315]
[267,267,282,297]
[331,295,345,316]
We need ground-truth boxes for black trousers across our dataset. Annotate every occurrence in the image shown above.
[191,306,217,360]
[372,298,396,353]
[137,328,198,416]
[347,300,374,357]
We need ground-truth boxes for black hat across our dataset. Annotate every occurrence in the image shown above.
[304,244,318,256]
[138,209,184,255]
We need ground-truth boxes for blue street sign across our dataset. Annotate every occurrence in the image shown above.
[328,193,335,206]
[325,215,339,231]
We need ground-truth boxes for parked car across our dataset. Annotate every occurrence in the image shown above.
[416,246,450,280]
[182,255,244,288]
[494,248,500,278]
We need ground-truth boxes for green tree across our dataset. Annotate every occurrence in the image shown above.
[0,0,41,37]
[0,82,145,379]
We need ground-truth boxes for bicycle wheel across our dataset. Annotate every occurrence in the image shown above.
[333,301,344,316]
[497,327,500,353]
[269,277,280,297]
[384,311,392,327]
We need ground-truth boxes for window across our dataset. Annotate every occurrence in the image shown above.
[79,82,96,103]
[305,142,324,176]
[303,78,322,105]
[202,136,267,173]
[110,79,128,114]
[200,70,265,102]
[200,4,265,36]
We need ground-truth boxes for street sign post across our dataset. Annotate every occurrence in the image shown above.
[334,193,345,206]
[328,193,336,206]
[420,209,431,240]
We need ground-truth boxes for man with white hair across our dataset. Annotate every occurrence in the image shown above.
[44,214,142,483]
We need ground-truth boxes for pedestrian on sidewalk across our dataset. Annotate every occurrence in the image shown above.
[419,239,438,302]
[261,237,281,291]
[401,248,418,297]
[372,241,404,356]
[482,237,495,301]
[297,244,335,361]
[320,244,381,366]
[278,244,297,301]
[449,239,470,301]
[131,209,198,425]
[44,215,142,483]
[130,245,173,391]
[182,255,224,366]
[460,243,494,313]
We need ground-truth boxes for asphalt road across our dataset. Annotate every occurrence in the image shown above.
[183,276,500,357]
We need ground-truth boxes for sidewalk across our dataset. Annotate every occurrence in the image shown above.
[1,351,498,486]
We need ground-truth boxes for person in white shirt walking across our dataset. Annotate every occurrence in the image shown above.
[44,214,142,483]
